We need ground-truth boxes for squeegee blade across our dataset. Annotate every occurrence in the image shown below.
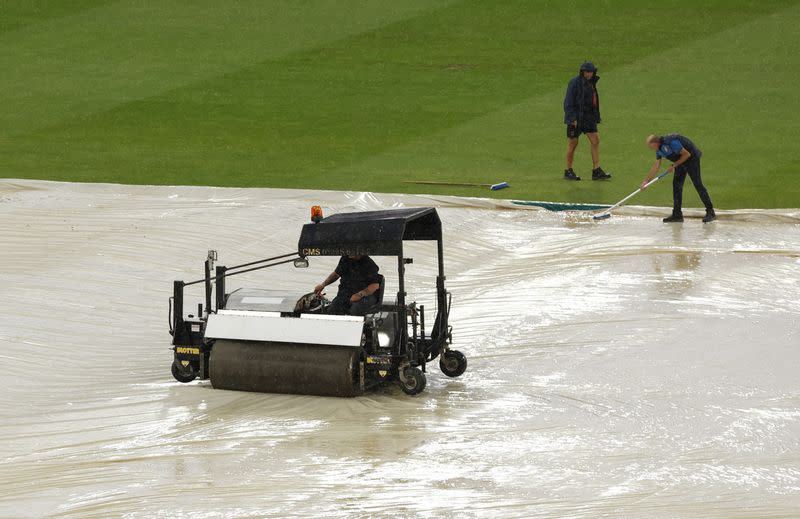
[490,182,509,190]
[593,212,611,220]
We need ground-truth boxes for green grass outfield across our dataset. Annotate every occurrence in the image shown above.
[2,1,799,208]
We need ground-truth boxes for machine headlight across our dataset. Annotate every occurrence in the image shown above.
[377,331,391,348]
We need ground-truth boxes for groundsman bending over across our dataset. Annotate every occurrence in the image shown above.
[642,133,715,223]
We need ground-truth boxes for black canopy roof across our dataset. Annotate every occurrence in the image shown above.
[298,207,441,256]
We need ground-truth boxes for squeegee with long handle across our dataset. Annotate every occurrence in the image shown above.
[593,170,670,220]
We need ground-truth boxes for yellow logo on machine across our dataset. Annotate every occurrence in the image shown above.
[176,347,200,355]
[302,248,321,256]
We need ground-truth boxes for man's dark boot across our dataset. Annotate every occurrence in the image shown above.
[663,213,684,223]
[564,168,581,181]
[702,209,716,223]
[592,167,612,180]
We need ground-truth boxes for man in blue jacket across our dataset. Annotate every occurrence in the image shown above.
[641,134,716,223]
[563,62,611,181]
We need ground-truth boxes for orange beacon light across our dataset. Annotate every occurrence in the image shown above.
[311,205,323,223]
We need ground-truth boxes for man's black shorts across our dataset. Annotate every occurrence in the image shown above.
[566,121,598,138]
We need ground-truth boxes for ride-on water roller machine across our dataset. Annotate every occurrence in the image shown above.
[168,206,467,396]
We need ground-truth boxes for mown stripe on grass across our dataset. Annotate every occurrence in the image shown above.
[0,0,458,136]
[0,1,112,34]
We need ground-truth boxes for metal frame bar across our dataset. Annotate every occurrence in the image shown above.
[172,280,184,336]
[226,252,299,272]
[204,259,212,317]
[218,257,298,280]
[438,235,449,340]
[396,246,407,358]
[215,265,227,311]
[183,253,299,287]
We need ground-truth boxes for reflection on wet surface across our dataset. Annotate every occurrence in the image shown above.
[1,181,799,518]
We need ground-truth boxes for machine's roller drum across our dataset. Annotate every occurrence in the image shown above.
[209,340,362,397]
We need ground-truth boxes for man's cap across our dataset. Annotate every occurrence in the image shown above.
[580,61,597,73]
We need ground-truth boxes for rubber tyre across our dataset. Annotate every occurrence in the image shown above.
[171,360,198,383]
[399,367,427,396]
[440,350,467,378]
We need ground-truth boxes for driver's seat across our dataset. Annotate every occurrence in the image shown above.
[373,275,385,306]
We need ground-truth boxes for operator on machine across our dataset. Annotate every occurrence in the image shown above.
[314,254,381,315]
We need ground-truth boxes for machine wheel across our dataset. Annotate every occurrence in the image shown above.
[171,360,197,383]
[399,367,426,396]
[439,350,467,378]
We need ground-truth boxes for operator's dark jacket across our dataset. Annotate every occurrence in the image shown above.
[563,67,601,125]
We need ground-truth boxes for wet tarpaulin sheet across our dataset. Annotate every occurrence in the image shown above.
[1,180,799,518]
